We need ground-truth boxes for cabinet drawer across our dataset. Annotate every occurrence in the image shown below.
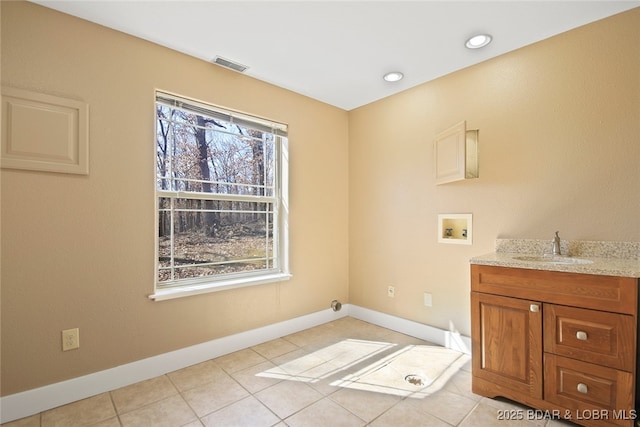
[544,354,634,425]
[544,304,635,371]
[471,265,637,314]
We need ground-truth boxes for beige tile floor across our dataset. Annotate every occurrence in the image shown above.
[3,317,579,427]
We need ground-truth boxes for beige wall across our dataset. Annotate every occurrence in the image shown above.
[2,1,639,398]
[349,8,640,338]
[0,1,349,395]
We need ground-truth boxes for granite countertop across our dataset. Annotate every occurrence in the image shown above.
[470,239,640,278]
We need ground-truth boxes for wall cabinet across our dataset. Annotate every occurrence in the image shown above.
[434,121,478,185]
[471,265,638,427]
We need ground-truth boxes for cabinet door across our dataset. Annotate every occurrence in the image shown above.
[544,304,636,371]
[472,292,543,399]
[434,121,466,184]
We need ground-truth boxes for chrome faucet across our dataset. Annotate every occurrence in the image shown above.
[551,231,561,256]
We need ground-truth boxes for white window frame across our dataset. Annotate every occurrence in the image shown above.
[150,91,290,301]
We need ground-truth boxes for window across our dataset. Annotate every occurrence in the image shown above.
[151,91,289,300]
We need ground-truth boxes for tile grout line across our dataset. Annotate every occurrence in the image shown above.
[105,390,123,427]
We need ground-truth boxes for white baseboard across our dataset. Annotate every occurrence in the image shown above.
[348,305,471,354]
[0,304,470,423]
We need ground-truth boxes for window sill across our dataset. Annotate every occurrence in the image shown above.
[149,272,292,301]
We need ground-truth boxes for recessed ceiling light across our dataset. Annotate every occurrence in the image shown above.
[465,34,492,49]
[383,71,404,82]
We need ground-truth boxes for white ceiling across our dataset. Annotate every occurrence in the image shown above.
[31,1,639,110]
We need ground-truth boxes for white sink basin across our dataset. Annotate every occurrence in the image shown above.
[512,255,593,265]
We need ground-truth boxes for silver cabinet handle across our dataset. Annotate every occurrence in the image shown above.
[577,383,588,394]
[530,304,540,313]
[576,331,588,341]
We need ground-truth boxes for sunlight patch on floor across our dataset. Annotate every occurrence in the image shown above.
[256,338,469,399]
[256,339,397,383]
[332,344,470,398]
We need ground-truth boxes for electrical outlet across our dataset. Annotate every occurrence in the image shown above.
[387,286,395,298]
[424,292,433,307]
[62,328,80,351]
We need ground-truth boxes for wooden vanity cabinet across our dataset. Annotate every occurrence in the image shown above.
[471,264,639,427]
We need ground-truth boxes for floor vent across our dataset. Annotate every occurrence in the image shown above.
[212,56,248,73]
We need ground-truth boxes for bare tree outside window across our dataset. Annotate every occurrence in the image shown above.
[155,93,287,289]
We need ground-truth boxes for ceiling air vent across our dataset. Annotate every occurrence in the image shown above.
[212,56,248,73]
